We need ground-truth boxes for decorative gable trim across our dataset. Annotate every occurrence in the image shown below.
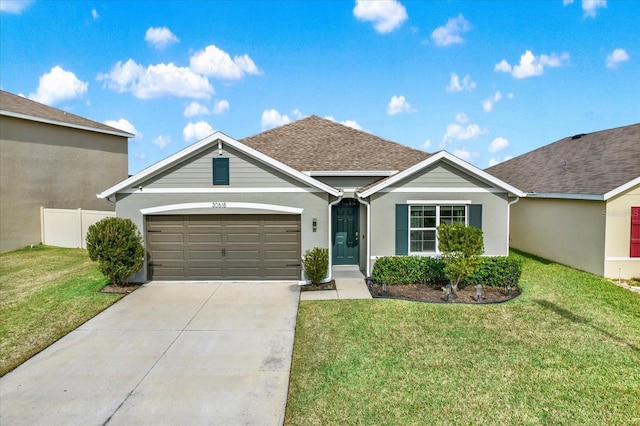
[357,151,524,198]
[98,132,342,199]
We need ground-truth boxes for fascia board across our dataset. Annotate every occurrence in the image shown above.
[98,132,341,199]
[1,110,134,138]
[358,151,524,198]
[525,192,604,201]
[603,176,640,201]
[305,170,398,177]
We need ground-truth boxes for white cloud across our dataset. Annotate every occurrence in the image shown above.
[184,101,210,117]
[422,139,432,149]
[91,9,99,19]
[97,59,214,99]
[133,152,147,160]
[183,121,214,142]
[212,99,230,114]
[606,48,629,69]
[495,50,570,79]
[443,122,485,143]
[488,137,509,153]
[324,116,362,130]
[28,66,88,106]
[104,118,141,137]
[190,45,260,80]
[151,135,172,149]
[353,0,408,34]
[262,109,292,129]
[0,0,34,13]
[582,0,606,18]
[455,112,469,124]
[446,73,476,92]
[482,91,503,112]
[431,14,471,47]
[145,27,179,50]
[488,155,513,167]
[386,95,415,115]
[453,149,472,161]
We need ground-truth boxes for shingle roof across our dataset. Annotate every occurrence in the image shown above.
[485,123,640,196]
[0,90,133,137]
[240,115,430,172]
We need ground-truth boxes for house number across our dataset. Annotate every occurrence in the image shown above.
[212,202,227,208]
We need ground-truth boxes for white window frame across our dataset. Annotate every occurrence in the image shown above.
[407,203,468,255]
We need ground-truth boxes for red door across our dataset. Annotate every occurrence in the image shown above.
[631,207,640,258]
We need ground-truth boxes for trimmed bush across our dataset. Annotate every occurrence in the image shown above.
[302,247,329,285]
[86,217,144,285]
[462,256,522,288]
[371,256,447,285]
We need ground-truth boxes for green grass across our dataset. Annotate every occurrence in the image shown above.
[285,250,640,425]
[0,245,124,376]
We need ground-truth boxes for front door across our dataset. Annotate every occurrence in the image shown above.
[332,201,359,265]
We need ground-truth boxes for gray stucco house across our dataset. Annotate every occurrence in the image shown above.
[0,90,133,252]
[99,116,522,282]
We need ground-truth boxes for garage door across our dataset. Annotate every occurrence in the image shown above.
[146,215,301,280]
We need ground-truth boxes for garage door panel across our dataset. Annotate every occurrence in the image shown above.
[147,214,300,280]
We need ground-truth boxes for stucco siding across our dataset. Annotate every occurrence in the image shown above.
[369,190,510,260]
[604,184,640,279]
[0,116,128,252]
[145,143,305,189]
[510,198,606,276]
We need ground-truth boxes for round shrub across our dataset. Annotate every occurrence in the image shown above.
[302,247,329,285]
[86,217,144,285]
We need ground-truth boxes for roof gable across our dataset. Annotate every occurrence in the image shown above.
[98,132,341,198]
[241,115,430,172]
[0,90,133,138]
[358,151,523,198]
[486,123,640,199]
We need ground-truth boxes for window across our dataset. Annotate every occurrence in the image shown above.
[408,205,466,254]
[212,158,229,185]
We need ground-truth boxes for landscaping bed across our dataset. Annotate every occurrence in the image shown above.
[368,282,520,303]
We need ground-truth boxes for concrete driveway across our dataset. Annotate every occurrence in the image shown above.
[0,282,300,425]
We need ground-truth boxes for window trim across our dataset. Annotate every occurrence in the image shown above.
[407,204,468,255]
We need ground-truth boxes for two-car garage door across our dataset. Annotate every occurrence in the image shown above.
[146,214,301,280]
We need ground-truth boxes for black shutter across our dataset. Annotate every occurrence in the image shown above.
[395,204,408,255]
[212,158,229,185]
[469,204,482,230]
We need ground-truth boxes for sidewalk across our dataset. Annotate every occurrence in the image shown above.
[300,266,372,301]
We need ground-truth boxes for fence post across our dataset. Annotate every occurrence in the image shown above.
[40,206,45,245]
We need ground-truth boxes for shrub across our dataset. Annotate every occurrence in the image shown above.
[86,217,144,285]
[437,222,484,292]
[371,256,447,285]
[462,256,522,288]
[302,247,329,285]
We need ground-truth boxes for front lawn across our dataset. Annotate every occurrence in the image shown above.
[0,245,124,376]
[285,250,640,425]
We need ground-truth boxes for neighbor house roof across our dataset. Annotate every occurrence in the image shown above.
[486,123,640,200]
[241,115,431,172]
[0,89,134,138]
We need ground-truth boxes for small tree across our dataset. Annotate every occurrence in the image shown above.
[86,217,144,286]
[302,247,329,285]
[437,222,484,294]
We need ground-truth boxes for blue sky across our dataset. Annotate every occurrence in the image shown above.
[1,0,638,175]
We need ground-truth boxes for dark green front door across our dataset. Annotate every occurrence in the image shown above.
[332,201,359,265]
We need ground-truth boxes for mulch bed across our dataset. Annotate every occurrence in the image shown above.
[368,283,520,304]
[100,283,143,294]
[300,280,336,292]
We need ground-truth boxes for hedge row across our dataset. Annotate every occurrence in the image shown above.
[371,255,522,288]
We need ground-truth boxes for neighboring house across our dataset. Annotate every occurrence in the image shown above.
[98,115,522,282]
[486,123,640,279]
[0,90,133,252]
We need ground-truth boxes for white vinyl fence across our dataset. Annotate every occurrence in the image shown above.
[40,207,115,249]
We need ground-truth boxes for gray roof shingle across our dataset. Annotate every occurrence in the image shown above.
[240,115,430,172]
[485,123,640,196]
[0,90,133,137]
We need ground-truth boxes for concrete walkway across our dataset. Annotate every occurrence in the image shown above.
[300,266,372,301]
[0,282,300,426]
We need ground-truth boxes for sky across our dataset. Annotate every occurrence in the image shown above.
[1,0,638,175]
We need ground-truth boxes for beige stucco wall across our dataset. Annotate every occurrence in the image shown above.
[0,116,128,252]
[510,198,606,276]
[604,184,640,279]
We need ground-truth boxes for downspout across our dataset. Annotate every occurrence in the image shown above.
[357,195,372,277]
[326,193,344,282]
[506,196,520,253]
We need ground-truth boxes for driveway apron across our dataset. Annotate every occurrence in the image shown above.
[0,282,300,426]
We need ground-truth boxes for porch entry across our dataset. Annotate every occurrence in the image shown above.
[332,199,359,265]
